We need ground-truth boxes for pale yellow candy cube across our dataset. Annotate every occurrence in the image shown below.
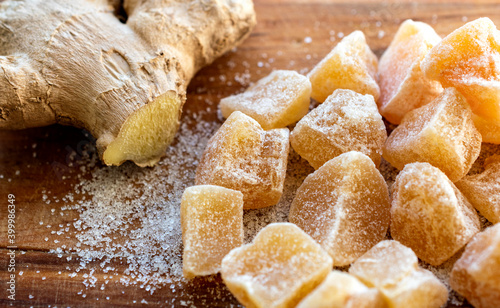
[349,240,448,308]
[181,185,243,279]
[289,151,391,266]
[308,31,379,103]
[291,89,387,169]
[378,19,442,124]
[450,224,500,308]
[297,271,387,308]
[221,223,333,308]
[220,70,311,129]
[196,111,289,209]
[391,162,481,266]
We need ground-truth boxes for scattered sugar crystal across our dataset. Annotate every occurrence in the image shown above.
[220,70,311,129]
[221,223,332,308]
[308,31,379,103]
[196,112,289,209]
[391,162,481,265]
[181,185,243,279]
[450,224,500,308]
[349,240,448,308]
[383,87,482,182]
[378,19,442,124]
[289,151,390,266]
[291,89,387,169]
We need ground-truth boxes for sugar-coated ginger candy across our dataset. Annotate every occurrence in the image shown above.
[181,185,243,279]
[291,89,387,169]
[456,155,500,224]
[221,223,333,308]
[308,31,379,103]
[219,70,311,129]
[289,151,390,266]
[349,240,449,308]
[422,18,500,125]
[378,19,443,124]
[195,111,289,209]
[472,114,500,144]
[391,162,481,266]
[383,87,481,182]
[450,224,500,308]
[297,271,387,308]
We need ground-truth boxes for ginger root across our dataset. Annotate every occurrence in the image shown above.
[0,0,256,166]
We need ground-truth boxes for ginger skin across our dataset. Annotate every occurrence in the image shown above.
[0,0,256,166]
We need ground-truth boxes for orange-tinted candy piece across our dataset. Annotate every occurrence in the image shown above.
[291,89,387,169]
[450,224,500,308]
[221,223,333,308]
[456,155,500,223]
[297,271,387,308]
[383,87,481,182]
[181,185,244,279]
[219,70,311,129]
[472,114,500,144]
[391,162,481,266]
[308,30,379,103]
[422,17,500,126]
[349,240,449,308]
[195,111,289,209]
[289,151,390,266]
[378,19,442,124]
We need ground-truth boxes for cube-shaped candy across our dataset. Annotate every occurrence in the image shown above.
[181,185,244,279]
[378,19,443,124]
[291,89,387,169]
[422,18,500,126]
[221,223,333,308]
[383,87,481,182]
[472,114,500,144]
[391,162,481,266]
[219,70,311,129]
[349,240,449,308]
[297,271,387,308]
[289,151,391,266]
[195,111,289,209]
[456,155,500,223]
[308,31,379,103]
[450,224,500,308]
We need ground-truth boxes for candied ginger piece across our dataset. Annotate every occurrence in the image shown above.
[181,185,243,279]
[308,31,379,103]
[221,223,333,308]
[219,70,311,129]
[195,111,289,209]
[391,162,481,266]
[472,114,500,144]
[450,224,500,308]
[456,155,500,223]
[289,151,390,266]
[378,19,443,124]
[422,17,500,125]
[349,240,449,308]
[290,89,387,169]
[297,271,387,308]
[383,87,481,182]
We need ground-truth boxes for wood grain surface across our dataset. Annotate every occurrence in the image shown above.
[2,0,500,307]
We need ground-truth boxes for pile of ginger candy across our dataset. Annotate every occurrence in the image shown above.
[180,18,500,308]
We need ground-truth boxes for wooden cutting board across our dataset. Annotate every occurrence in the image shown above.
[1,0,499,307]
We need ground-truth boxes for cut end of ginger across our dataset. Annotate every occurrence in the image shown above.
[103,91,182,167]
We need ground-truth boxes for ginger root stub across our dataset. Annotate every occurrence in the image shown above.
[0,0,256,166]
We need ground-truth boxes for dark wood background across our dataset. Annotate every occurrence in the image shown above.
[2,0,500,307]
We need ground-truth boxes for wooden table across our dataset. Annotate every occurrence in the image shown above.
[1,0,499,307]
